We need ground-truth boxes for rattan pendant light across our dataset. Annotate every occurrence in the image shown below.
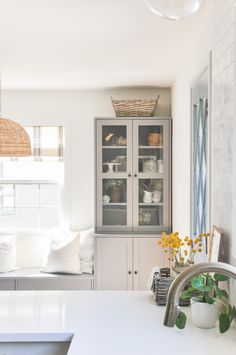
[0,77,31,157]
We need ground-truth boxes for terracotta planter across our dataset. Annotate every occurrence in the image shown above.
[110,186,121,203]
[147,133,160,146]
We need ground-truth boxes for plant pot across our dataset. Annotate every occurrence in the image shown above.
[191,300,218,329]
[171,263,190,275]
[147,133,160,146]
[110,187,121,203]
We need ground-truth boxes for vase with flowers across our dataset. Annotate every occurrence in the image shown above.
[158,232,210,274]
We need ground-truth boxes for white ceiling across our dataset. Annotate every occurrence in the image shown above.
[0,0,211,89]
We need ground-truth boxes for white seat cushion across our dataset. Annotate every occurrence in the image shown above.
[0,236,16,273]
[80,228,94,274]
[41,233,81,275]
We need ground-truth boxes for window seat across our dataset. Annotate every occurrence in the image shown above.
[0,268,94,291]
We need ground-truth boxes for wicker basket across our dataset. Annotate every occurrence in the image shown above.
[111,96,160,117]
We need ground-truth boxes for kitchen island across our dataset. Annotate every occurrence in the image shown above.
[0,291,235,355]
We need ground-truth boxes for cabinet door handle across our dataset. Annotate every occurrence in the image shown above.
[134,173,137,177]
[128,173,132,177]
[128,271,132,275]
[134,270,138,275]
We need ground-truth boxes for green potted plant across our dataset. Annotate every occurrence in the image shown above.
[175,273,236,333]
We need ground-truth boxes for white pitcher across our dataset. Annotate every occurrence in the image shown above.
[143,190,153,203]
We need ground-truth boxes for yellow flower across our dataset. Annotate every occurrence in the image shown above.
[192,249,197,253]
[184,236,189,242]
[198,248,202,252]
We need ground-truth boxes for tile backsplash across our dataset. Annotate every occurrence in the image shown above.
[211,0,236,300]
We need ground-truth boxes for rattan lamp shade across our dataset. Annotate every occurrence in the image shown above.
[0,117,31,156]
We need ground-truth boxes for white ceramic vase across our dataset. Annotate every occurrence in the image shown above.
[191,300,218,329]
[152,190,162,203]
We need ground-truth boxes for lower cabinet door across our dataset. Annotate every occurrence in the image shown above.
[96,237,133,290]
[133,237,167,290]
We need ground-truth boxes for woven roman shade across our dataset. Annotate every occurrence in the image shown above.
[0,117,31,156]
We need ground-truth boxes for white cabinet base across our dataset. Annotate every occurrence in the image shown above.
[0,268,94,290]
[95,236,168,290]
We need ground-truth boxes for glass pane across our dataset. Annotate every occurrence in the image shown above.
[102,125,127,146]
[103,179,127,203]
[40,184,60,206]
[15,208,39,229]
[139,179,163,204]
[40,207,59,228]
[41,127,59,156]
[0,208,14,228]
[103,206,127,226]
[0,184,14,207]
[15,184,39,207]
[102,179,127,226]
[102,148,127,173]
[139,125,163,147]
[139,206,163,226]
[2,160,64,181]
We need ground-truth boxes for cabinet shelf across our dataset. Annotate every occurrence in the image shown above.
[139,203,163,206]
[103,203,127,206]
[139,145,163,149]
[102,146,127,149]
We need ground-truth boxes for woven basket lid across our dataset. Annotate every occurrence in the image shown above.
[0,117,31,156]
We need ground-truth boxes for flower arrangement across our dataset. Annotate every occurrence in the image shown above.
[158,232,210,267]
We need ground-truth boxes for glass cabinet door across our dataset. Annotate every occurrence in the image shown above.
[96,120,133,232]
[132,120,170,232]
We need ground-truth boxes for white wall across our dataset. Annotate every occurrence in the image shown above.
[171,10,212,235]
[172,0,236,297]
[2,88,171,231]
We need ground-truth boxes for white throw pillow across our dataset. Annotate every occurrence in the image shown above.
[41,233,81,275]
[0,236,16,273]
[79,228,94,274]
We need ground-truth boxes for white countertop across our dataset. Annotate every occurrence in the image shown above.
[0,291,235,355]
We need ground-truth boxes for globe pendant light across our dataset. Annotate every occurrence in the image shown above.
[144,0,206,20]
[0,77,31,157]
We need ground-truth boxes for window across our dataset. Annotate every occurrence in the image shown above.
[0,126,64,231]
[191,66,210,237]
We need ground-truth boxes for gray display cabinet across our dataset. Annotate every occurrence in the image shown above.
[95,117,171,234]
